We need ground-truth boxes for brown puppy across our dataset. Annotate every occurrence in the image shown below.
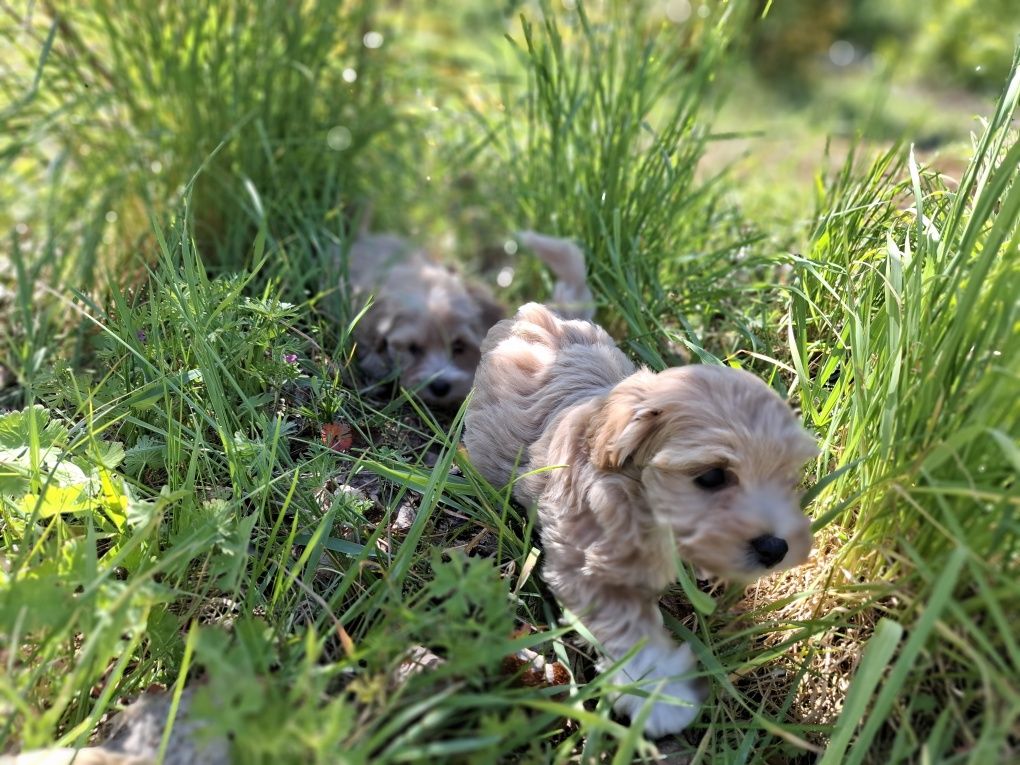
[345,231,593,407]
[464,304,817,737]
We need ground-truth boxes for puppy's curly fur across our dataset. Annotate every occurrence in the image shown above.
[464,304,818,738]
[345,231,593,407]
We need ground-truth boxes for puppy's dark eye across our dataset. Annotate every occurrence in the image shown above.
[451,338,467,356]
[694,467,730,491]
[408,343,423,358]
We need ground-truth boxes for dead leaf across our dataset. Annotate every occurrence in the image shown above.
[336,623,355,658]
[321,422,353,452]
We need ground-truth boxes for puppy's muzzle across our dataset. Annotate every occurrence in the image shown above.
[749,534,788,568]
[428,379,451,398]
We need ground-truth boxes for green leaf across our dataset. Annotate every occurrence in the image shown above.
[801,457,865,511]
[125,491,160,530]
[123,369,203,411]
[1,446,91,497]
[124,435,167,474]
[674,558,716,615]
[210,511,259,590]
[293,533,373,558]
[841,547,968,765]
[91,440,126,470]
[0,405,67,449]
[0,565,77,632]
[818,618,904,765]
[99,470,129,530]
[19,483,92,518]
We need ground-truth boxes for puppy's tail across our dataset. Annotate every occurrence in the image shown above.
[517,230,595,321]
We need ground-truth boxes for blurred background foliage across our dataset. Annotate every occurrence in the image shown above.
[751,0,1018,93]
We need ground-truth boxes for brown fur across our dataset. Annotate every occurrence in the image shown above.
[464,304,818,737]
[344,232,594,407]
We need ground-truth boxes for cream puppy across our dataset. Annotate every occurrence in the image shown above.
[464,303,818,738]
[345,231,593,407]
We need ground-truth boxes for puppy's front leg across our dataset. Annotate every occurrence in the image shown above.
[557,579,703,738]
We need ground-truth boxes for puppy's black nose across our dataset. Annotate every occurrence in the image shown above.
[428,379,451,398]
[750,535,788,568]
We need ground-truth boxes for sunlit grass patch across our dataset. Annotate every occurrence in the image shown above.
[783,55,1020,762]
[0,0,405,398]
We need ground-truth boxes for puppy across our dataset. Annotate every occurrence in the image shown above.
[463,304,818,738]
[344,231,593,407]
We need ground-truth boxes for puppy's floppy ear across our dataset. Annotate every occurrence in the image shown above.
[467,283,505,330]
[589,400,662,470]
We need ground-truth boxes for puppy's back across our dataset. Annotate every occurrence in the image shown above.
[465,303,634,489]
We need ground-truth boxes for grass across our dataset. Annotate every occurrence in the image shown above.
[1,1,1018,763]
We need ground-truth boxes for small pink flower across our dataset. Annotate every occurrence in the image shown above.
[283,353,298,364]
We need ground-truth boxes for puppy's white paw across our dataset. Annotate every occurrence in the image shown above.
[604,642,702,738]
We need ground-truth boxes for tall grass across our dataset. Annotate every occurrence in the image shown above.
[5,0,398,247]
[492,1,776,369]
[788,55,1020,762]
[1,0,403,397]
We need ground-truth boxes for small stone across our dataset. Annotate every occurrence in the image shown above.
[391,503,417,532]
